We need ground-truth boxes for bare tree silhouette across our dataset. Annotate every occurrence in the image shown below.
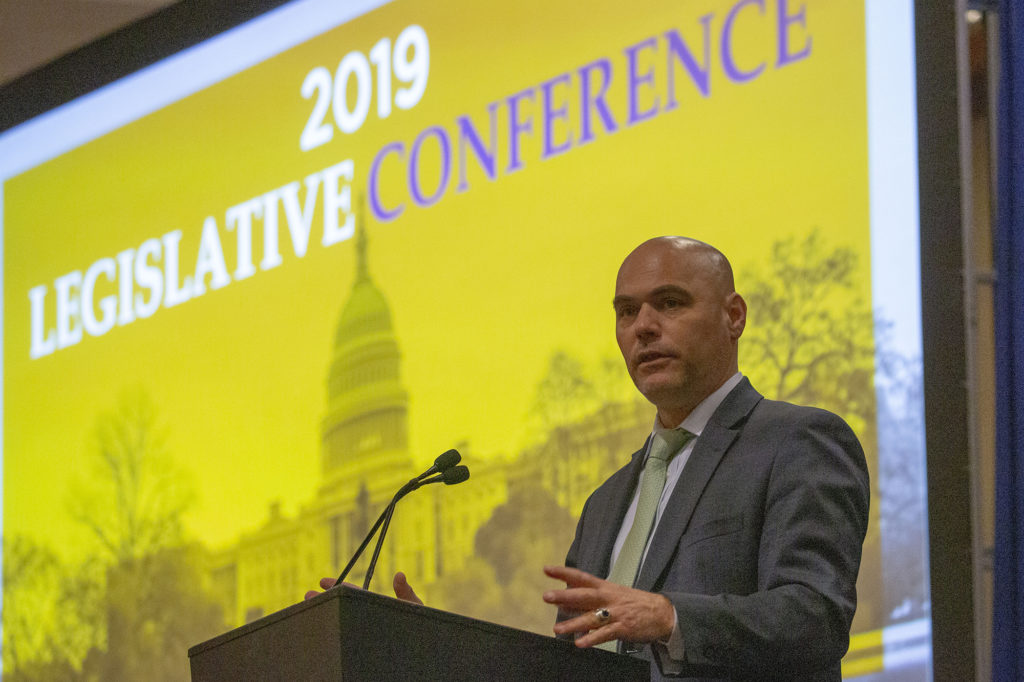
[68,389,192,563]
[874,330,928,621]
[741,230,876,431]
[51,389,227,681]
[530,350,596,430]
[740,230,882,631]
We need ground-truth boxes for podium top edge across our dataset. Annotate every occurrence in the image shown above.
[187,585,578,658]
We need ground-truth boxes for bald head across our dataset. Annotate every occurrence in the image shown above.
[618,237,736,298]
[613,236,746,426]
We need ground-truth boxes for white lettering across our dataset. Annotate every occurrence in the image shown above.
[28,285,56,359]
[81,258,117,337]
[116,249,136,326]
[134,238,163,319]
[27,156,369,358]
[226,198,261,280]
[280,173,321,258]
[194,216,231,296]
[322,160,355,246]
[260,189,283,271]
[55,271,83,349]
[162,230,192,308]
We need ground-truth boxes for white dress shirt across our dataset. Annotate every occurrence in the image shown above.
[608,372,743,662]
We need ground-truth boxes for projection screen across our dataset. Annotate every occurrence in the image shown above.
[1,0,931,678]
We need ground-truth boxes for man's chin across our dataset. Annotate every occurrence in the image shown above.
[635,376,685,403]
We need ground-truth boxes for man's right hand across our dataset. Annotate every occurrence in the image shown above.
[304,576,346,600]
[392,571,423,604]
[303,572,423,606]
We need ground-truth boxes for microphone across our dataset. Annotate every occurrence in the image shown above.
[418,464,470,487]
[335,449,465,587]
[419,449,461,480]
[389,448,461,500]
[362,464,471,588]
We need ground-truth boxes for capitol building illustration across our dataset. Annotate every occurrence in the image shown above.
[207,213,652,628]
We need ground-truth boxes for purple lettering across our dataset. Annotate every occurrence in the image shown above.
[409,126,452,207]
[369,142,405,222]
[625,37,660,125]
[578,58,619,144]
[722,0,766,84]
[777,0,811,66]
[540,73,573,159]
[664,17,712,111]
[456,105,499,192]
[506,88,535,173]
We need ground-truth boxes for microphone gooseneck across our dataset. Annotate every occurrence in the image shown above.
[334,449,467,589]
[362,464,471,589]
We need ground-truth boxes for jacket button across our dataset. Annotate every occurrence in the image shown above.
[703,645,717,659]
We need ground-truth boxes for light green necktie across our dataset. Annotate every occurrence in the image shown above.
[596,428,693,652]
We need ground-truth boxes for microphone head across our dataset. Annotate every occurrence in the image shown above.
[434,448,461,472]
[442,465,470,485]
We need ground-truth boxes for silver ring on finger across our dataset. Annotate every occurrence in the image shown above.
[594,608,611,624]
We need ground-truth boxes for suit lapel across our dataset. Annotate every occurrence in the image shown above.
[634,379,763,592]
[582,439,649,578]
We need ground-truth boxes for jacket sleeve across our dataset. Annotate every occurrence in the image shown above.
[554,494,591,640]
[660,409,870,677]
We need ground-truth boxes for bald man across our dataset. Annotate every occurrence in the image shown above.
[542,237,869,681]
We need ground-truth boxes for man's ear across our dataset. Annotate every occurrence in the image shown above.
[726,292,747,340]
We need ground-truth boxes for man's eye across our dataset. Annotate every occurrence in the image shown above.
[662,298,681,309]
[616,306,637,318]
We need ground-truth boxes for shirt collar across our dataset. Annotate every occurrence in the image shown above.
[652,372,743,440]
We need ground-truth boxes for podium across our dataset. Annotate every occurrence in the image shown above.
[188,585,649,680]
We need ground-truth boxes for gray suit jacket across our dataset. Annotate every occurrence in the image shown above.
[562,379,870,681]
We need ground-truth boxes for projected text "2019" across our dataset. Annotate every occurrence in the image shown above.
[25,22,431,361]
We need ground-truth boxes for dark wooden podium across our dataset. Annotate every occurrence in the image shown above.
[188,585,649,680]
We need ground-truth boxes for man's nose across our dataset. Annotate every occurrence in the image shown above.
[634,303,660,338]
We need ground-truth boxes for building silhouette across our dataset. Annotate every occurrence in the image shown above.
[209,211,510,625]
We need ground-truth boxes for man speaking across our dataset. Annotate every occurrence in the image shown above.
[541,236,870,680]
[308,235,868,680]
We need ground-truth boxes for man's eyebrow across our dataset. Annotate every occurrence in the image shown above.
[649,285,690,298]
[612,285,690,308]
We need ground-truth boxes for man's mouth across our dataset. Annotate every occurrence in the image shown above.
[636,350,673,367]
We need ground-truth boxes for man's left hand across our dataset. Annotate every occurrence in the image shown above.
[543,565,675,647]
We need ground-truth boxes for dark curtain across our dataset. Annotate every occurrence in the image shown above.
[994,1,1024,679]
